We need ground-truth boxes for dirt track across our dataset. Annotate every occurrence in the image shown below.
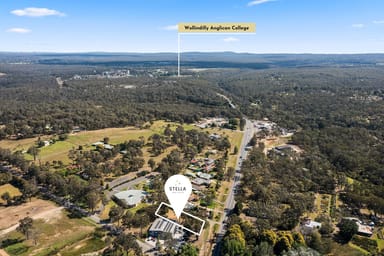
[0,249,9,256]
[0,199,61,236]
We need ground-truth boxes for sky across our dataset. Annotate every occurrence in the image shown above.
[1,0,384,53]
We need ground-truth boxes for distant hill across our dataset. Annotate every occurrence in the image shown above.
[0,52,384,69]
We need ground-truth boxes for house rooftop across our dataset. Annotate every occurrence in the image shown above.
[114,190,146,206]
[197,172,211,180]
[304,220,322,229]
[149,218,183,239]
[192,177,210,186]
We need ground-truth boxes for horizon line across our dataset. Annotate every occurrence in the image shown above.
[0,51,384,55]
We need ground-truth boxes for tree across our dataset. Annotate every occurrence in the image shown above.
[148,158,156,170]
[233,146,239,155]
[86,191,100,213]
[248,134,257,147]
[239,118,246,131]
[338,219,358,242]
[226,167,235,181]
[274,236,292,255]
[103,137,110,144]
[233,202,243,215]
[103,233,142,256]
[221,224,246,256]
[22,181,38,202]
[1,192,11,205]
[28,146,40,161]
[253,241,274,256]
[109,206,124,226]
[177,243,198,256]
[259,230,277,246]
[164,124,172,137]
[308,230,323,252]
[122,211,134,229]
[319,220,334,235]
[17,217,33,239]
[58,133,68,141]
[292,232,305,245]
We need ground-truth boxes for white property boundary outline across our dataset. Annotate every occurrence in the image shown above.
[155,202,206,236]
[177,31,256,77]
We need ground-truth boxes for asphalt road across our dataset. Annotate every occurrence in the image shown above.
[106,172,159,200]
[213,118,257,255]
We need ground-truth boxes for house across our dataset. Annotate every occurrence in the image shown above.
[204,158,215,166]
[113,190,146,208]
[72,126,83,133]
[343,217,374,237]
[92,141,114,150]
[209,133,221,140]
[189,158,215,172]
[301,219,322,235]
[275,145,294,151]
[192,178,210,186]
[192,184,203,192]
[185,171,197,178]
[148,218,184,240]
[197,172,211,180]
[104,144,114,150]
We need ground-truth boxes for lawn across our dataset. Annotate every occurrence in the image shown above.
[128,203,149,214]
[0,183,22,204]
[3,210,96,256]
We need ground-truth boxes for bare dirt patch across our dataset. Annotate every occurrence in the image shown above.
[0,199,60,234]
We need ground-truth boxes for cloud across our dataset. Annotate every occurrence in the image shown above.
[352,23,364,28]
[6,28,31,34]
[248,0,276,6]
[373,20,384,24]
[162,24,178,31]
[11,7,65,17]
[223,37,239,42]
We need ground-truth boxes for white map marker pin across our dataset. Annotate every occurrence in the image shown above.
[165,174,192,219]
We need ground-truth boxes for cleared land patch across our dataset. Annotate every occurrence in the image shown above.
[0,199,59,233]
[3,210,96,256]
